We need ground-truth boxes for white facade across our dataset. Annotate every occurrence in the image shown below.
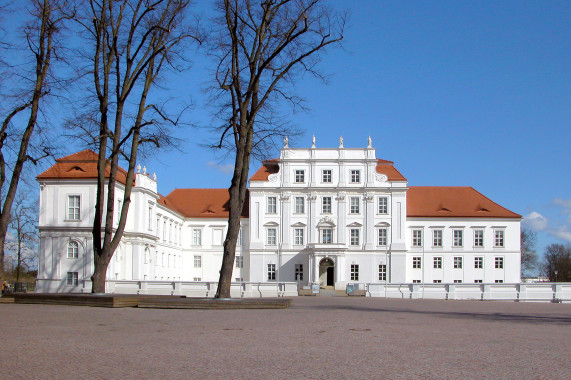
[36,142,521,293]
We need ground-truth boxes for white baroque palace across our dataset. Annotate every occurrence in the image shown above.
[36,138,522,293]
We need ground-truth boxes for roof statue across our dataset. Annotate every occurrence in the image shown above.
[311,135,316,148]
[339,136,344,148]
[284,136,288,148]
[368,136,372,148]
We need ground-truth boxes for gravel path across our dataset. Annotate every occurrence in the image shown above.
[1,297,570,379]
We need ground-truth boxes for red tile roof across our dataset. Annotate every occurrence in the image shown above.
[407,186,520,218]
[160,188,249,218]
[36,149,128,185]
[250,158,407,182]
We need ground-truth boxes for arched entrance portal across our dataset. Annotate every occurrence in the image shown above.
[319,258,335,288]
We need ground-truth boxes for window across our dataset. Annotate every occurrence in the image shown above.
[67,241,79,259]
[454,280,463,283]
[235,277,244,282]
[453,230,463,247]
[474,280,483,283]
[433,230,443,247]
[66,272,78,286]
[350,170,360,183]
[412,257,421,269]
[294,228,304,245]
[350,229,360,246]
[495,257,504,269]
[495,280,504,283]
[67,195,80,220]
[235,256,243,268]
[494,230,505,247]
[474,257,483,269]
[267,264,276,280]
[194,255,202,268]
[433,280,442,283]
[322,197,332,214]
[295,197,305,214]
[193,277,202,282]
[322,170,332,183]
[148,204,153,230]
[454,256,463,269]
[412,229,422,247]
[378,228,387,246]
[350,197,360,214]
[474,230,484,247]
[411,280,421,284]
[378,264,386,281]
[267,197,277,214]
[433,257,442,269]
[267,228,277,245]
[350,264,359,281]
[295,264,303,281]
[378,197,388,214]
[321,228,332,244]
[295,170,305,183]
[192,229,202,245]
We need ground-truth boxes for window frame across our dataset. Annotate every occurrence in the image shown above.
[192,228,202,246]
[350,169,361,183]
[378,264,387,281]
[495,256,504,269]
[295,264,303,281]
[350,228,360,246]
[453,256,463,269]
[294,170,305,183]
[453,229,463,247]
[350,264,359,281]
[378,228,387,246]
[322,196,332,214]
[433,229,443,247]
[67,241,79,259]
[267,264,276,281]
[349,197,360,214]
[494,230,505,248]
[67,195,81,221]
[474,229,484,247]
[294,228,304,245]
[378,196,388,214]
[412,256,422,269]
[321,228,333,244]
[267,196,277,214]
[193,255,202,268]
[322,169,332,183]
[295,196,305,214]
[474,256,483,269]
[235,256,244,268]
[412,229,423,247]
[66,272,78,286]
[267,228,277,246]
[433,256,442,269]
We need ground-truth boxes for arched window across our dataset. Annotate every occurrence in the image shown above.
[67,241,79,259]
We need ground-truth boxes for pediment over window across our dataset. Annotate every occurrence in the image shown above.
[375,222,390,227]
[264,221,279,227]
[347,222,362,227]
[317,216,335,227]
[291,222,306,227]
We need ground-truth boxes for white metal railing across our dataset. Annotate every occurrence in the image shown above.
[104,280,298,298]
[364,282,571,302]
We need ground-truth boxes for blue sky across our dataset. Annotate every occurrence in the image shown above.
[7,1,571,262]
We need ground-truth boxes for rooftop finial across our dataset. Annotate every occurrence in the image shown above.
[339,136,344,148]
[136,164,141,173]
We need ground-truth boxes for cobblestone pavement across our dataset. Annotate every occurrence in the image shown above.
[1,297,570,379]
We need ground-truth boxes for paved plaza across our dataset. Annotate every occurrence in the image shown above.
[1,297,570,379]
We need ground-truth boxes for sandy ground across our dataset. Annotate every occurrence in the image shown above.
[0,296,570,379]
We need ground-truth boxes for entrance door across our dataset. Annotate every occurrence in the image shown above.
[318,258,335,288]
[326,266,334,286]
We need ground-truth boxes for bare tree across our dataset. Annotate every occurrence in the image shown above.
[5,195,38,284]
[73,0,200,293]
[520,228,538,277]
[210,0,345,298]
[542,243,571,282]
[0,0,70,275]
